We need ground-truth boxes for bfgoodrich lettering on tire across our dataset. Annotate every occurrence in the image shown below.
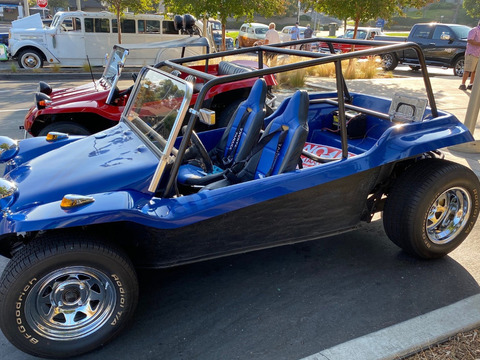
[0,232,138,358]
[383,159,480,259]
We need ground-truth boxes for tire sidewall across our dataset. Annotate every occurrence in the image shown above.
[0,248,137,358]
[38,121,91,136]
[18,51,42,69]
[409,172,479,258]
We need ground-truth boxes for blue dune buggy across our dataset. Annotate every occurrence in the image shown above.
[0,37,478,358]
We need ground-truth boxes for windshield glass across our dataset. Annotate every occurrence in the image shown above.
[451,25,472,39]
[344,30,367,39]
[124,67,191,154]
[255,27,268,35]
[51,14,61,28]
[103,47,128,84]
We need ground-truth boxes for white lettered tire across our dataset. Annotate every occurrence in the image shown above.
[0,232,138,358]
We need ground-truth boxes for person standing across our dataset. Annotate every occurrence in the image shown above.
[459,20,480,90]
[264,22,280,65]
[290,22,300,49]
[303,24,313,51]
[265,22,280,45]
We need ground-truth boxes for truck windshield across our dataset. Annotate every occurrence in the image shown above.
[124,67,191,155]
[51,14,61,28]
[451,25,472,39]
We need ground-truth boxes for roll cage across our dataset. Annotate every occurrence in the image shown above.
[128,37,438,198]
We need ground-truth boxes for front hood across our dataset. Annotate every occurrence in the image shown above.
[49,80,110,106]
[5,123,158,212]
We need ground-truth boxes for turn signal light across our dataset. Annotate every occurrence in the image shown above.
[60,194,95,209]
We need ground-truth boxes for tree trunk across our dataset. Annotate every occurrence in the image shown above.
[222,22,226,51]
[116,11,122,44]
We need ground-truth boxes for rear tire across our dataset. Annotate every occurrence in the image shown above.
[38,121,91,136]
[453,56,464,77]
[0,233,138,358]
[383,159,480,259]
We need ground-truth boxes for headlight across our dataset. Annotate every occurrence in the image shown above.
[0,136,19,163]
[35,92,52,109]
[0,178,18,210]
[38,81,52,95]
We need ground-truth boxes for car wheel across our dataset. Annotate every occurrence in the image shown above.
[453,56,464,77]
[0,233,139,358]
[381,53,398,71]
[38,121,91,136]
[383,159,480,259]
[216,98,245,128]
[18,49,43,69]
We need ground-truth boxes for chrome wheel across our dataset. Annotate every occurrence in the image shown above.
[426,187,471,244]
[25,266,116,341]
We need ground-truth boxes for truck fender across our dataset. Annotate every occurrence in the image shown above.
[10,41,59,64]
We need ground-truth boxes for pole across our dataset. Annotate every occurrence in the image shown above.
[23,0,29,17]
[449,60,480,153]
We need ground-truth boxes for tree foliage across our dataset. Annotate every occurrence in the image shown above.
[303,0,436,37]
[163,0,287,50]
[463,0,480,20]
[102,0,155,43]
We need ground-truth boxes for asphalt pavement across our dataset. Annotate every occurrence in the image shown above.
[1,63,480,360]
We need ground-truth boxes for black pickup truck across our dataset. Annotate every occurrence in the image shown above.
[377,23,471,76]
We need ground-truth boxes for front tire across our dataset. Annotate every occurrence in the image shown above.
[0,233,138,358]
[383,159,480,259]
[38,121,91,136]
[18,49,43,69]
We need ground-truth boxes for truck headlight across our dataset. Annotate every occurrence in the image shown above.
[0,178,18,210]
[35,92,52,109]
[0,136,19,163]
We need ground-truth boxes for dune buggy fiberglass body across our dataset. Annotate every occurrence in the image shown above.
[0,37,479,358]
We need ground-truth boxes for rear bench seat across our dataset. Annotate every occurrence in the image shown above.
[217,61,254,76]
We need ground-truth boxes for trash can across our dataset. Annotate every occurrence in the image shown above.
[0,44,8,61]
[329,23,337,36]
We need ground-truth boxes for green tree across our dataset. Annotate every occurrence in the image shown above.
[303,0,435,39]
[102,0,155,43]
[463,0,480,20]
[163,0,287,50]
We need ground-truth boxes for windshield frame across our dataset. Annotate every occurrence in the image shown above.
[121,66,193,193]
[104,46,129,104]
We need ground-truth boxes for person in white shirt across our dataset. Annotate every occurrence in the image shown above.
[265,23,280,44]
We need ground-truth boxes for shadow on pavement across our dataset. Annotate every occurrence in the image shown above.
[61,219,480,360]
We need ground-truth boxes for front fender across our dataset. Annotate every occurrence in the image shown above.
[6,136,84,171]
[0,191,152,235]
[11,41,59,63]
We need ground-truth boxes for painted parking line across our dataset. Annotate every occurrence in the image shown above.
[301,294,480,360]
[0,108,28,113]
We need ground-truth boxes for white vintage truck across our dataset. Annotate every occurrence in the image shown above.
[8,12,204,68]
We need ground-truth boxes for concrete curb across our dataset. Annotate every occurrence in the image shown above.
[300,294,480,360]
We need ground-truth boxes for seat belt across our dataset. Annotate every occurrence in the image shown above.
[222,107,252,166]
[226,124,289,183]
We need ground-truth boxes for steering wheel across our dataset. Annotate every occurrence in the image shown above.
[190,130,213,173]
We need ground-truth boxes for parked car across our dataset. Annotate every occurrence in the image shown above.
[0,38,478,359]
[208,19,234,51]
[22,37,277,137]
[279,25,307,42]
[318,27,384,53]
[236,22,269,47]
[376,23,470,76]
